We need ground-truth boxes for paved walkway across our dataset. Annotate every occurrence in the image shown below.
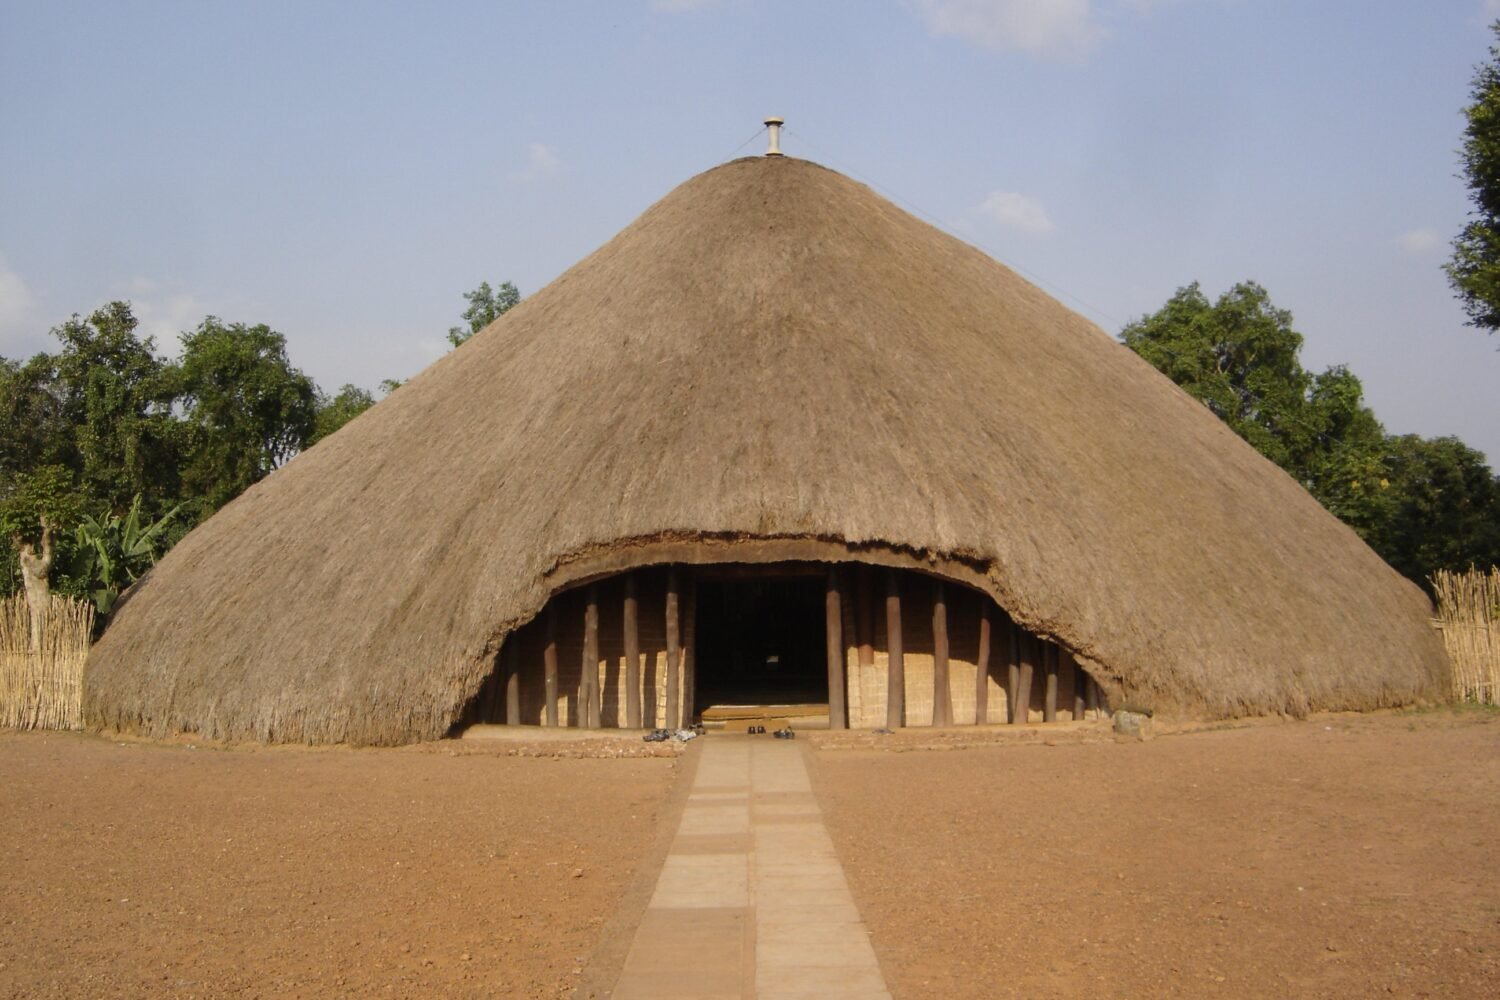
[611,735,891,999]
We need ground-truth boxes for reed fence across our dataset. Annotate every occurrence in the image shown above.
[0,594,93,730]
[1431,566,1500,705]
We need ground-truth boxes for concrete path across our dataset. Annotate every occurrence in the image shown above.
[611,735,891,999]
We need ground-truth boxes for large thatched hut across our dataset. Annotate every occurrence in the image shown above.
[85,152,1448,745]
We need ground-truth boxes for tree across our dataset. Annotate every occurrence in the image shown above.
[0,465,84,649]
[69,494,180,616]
[1123,281,1500,589]
[0,355,72,478]
[1369,436,1500,582]
[35,303,179,510]
[1447,21,1500,335]
[309,384,376,446]
[1120,282,1387,517]
[447,280,520,347]
[172,318,317,512]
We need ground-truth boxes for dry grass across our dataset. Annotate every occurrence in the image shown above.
[1433,566,1500,704]
[0,595,92,730]
[87,156,1447,745]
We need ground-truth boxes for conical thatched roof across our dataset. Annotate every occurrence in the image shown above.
[85,155,1448,744]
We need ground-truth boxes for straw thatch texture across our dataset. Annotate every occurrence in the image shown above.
[85,155,1448,744]
[1432,567,1499,704]
[1,595,92,730]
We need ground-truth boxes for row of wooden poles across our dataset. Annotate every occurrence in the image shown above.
[488,564,1101,729]
[830,564,1102,728]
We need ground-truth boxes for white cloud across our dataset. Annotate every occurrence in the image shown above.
[1398,228,1441,255]
[132,291,207,352]
[1486,0,1500,17]
[510,142,561,182]
[909,0,1105,56]
[0,258,38,342]
[978,190,1056,234]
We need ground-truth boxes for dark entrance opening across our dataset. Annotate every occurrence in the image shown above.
[693,569,828,713]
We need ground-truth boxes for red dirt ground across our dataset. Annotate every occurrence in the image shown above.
[0,732,680,999]
[810,708,1500,999]
[3,712,1497,999]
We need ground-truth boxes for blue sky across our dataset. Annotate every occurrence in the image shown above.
[2,0,1497,460]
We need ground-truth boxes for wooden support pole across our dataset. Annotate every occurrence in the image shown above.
[581,585,601,729]
[885,569,905,729]
[682,574,697,727]
[855,565,875,673]
[975,598,992,725]
[931,579,951,727]
[623,574,641,729]
[504,640,520,726]
[1005,617,1020,724]
[665,567,681,731]
[1013,631,1035,725]
[1043,641,1059,722]
[1070,651,1085,720]
[544,604,559,727]
[825,566,847,730]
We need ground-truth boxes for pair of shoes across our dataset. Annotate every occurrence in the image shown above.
[772,728,795,740]
[672,728,698,742]
[643,729,670,743]
[748,724,766,735]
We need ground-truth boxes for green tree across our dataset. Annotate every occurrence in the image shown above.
[309,383,376,446]
[1447,21,1500,334]
[1120,282,1388,518]
[447,280,520,347]
[0,465,86,646]
[173,318,317,512]
[37,302,179,509]
[1123,281,1500,588]
[68,494,180,615]
[1370,436,1500,582]
[0,355,72,477]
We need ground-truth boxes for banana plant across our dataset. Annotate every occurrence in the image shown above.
[72,494,181,615]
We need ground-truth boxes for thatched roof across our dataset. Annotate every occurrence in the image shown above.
[84,155,1448,744]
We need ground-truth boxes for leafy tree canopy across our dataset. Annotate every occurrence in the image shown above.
[172,318,317,511]
[447,280,520,348]
[21,303,180,510]
[310,384,376,446]
[1123,281,1500,587]
[0,465,84,544]
[68,494,180,615]
[1447,21,1500,334]
[2,279,517,615]
[1370,435,1500,583]
[1121,282,1386,506]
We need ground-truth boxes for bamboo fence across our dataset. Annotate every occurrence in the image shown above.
[0,594,93,730]
[1431,567,1500,705]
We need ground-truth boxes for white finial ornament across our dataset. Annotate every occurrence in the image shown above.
[764,117,784,156]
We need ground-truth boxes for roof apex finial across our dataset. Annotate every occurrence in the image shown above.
[764,117,785,157]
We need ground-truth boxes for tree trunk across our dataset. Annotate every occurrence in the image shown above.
[16,520,55,655]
